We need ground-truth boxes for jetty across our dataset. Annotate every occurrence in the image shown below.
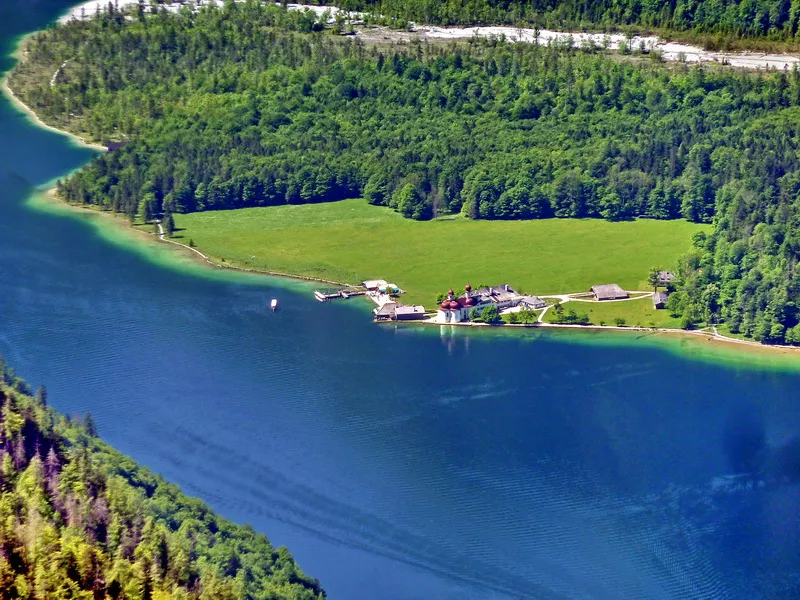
[314,289,366,302]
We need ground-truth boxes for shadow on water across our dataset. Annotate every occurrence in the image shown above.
[724,405,800,484]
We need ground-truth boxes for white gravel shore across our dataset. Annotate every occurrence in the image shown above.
[57,0,800,71]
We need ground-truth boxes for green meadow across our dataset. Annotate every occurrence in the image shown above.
[174,199,709,306]
[543,296,683,329]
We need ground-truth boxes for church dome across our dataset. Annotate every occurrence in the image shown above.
[465,284,472,292]
[440,301,451,310]
[448,300,460,310]
[448,289,455,297]
[464,296,476,306]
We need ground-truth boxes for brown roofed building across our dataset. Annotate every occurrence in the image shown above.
[657,271,676,286]
[395,305,427,320]
[591,284,628,301]
[653,291,669,309]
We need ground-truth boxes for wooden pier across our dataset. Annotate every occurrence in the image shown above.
[314,289,366,302]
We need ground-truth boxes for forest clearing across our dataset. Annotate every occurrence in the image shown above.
[172,199,707,305]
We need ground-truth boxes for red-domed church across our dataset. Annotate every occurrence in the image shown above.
[436,284,519,323]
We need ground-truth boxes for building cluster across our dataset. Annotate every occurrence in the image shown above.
[366,270,675,324]
[364,280,428,321]
[435,284,545,324]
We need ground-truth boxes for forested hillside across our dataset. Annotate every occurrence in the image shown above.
[330,0,800,42]
[0,358,324,599]
[9,1,800,343]
[12,2,800,224]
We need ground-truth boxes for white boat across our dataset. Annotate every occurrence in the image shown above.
[270,298,278,311]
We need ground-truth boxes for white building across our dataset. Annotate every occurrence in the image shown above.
[363,279,388,291]
[519,295,546,310]
[435,284,521,323]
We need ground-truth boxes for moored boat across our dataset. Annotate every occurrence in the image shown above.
[270,298,278,311]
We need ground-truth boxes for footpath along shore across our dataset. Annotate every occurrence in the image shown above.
[6,1,800,357]
[403,314,800,354]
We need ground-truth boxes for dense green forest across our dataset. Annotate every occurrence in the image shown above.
[9,1,800,344]
[0,357,324,599]
[14,2,800,224]
[329,0,800,42]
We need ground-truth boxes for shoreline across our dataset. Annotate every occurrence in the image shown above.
[387,319,800,356]
[4,14,799,360]
[35,187,361,290]
[2,63,106,152]
[36,190,800,358]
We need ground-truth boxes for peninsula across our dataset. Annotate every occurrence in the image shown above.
[7,0,800,349]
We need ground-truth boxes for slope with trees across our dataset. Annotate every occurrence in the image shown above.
[0,357,324,599]
[332,0,800,44]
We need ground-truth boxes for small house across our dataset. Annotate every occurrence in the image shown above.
[657,271,675,286]
[653,291,669,310]
[520,296,546,310]
[395,305,426,321]
[591,284,628,301]
[105,140,128,152]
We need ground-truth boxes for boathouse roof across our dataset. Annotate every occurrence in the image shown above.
[373,301,398,317]
[395,305,425,316]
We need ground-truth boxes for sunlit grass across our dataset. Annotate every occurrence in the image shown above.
[176,199,708,305]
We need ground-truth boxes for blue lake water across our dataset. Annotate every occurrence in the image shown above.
[1,3,799,598]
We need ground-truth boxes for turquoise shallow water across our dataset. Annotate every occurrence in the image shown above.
[1,4,800,599]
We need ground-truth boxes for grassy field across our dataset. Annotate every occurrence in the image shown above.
[174,199,709,306]
[543,296,683,328]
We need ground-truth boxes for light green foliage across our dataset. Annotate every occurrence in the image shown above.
[647,266,661,291]
[548,302,590,325]
[473,304,500,323]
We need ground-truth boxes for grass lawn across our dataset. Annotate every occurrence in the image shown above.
[174,199,709,306]
[544,296,683,328]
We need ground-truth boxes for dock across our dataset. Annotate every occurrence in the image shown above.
[314,289,366,302]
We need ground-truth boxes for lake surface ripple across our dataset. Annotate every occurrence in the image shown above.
[0,3,798,598]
